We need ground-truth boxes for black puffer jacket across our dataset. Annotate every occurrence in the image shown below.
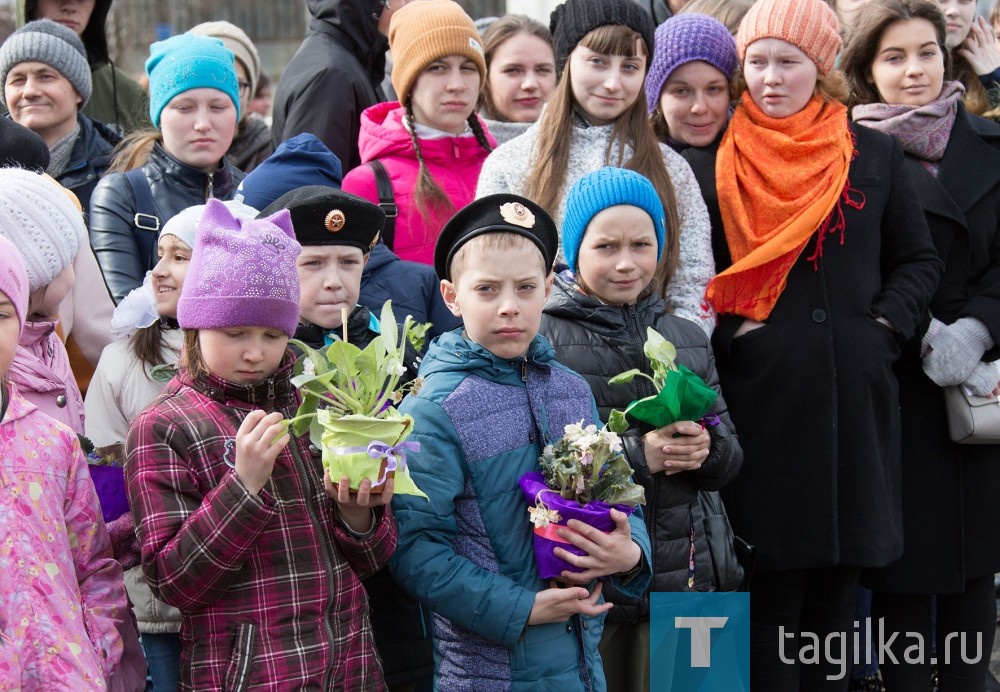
[88,144,243,303]
[540,274,743,622]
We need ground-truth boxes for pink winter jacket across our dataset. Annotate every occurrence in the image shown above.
[10,316,85,436]
[342,101,496,265]
[0,383,129,690]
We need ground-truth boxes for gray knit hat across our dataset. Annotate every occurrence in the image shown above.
[0,19,92,108]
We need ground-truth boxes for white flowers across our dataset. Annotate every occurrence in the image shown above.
[528,505,562,529]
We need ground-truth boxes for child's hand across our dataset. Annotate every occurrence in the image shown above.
[235,410,288,495]
[324,471,393,534]
[643,421,710,475]
[553,509,641,584]
[527,580,612,625]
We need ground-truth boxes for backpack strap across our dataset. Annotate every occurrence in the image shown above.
[124,168,162,271]
[366,159,396,251]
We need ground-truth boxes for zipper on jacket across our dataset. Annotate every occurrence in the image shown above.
[624,304,656,397]
[205,172,215,199]
[520,358,528,382]
[266,377,275,405]
[288,440,340,689]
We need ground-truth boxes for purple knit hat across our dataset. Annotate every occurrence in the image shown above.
[0,235,29,335]
[645,14,739,114]
[177,198,301,336]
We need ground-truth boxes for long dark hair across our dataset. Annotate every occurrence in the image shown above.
[840,0,950,109]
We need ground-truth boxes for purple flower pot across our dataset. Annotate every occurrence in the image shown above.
[518,472,636,580]
[88,464,129,524]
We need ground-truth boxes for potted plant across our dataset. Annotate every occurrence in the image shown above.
[606,327,718,434]
[285,301,428,498]
[518,421,645,580]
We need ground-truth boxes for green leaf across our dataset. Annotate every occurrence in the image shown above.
[324,340,362,384]
[643,327,677,380]
[607,409,630,434]
[407,321,432,353]
[609,369,643,385]
[380,301,398,354]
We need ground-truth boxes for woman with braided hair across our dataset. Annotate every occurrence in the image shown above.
[342,0,496,267]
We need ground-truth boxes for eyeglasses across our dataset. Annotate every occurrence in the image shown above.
[238,80,252,97]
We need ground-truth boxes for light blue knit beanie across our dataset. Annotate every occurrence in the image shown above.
[146,33,240,128]
[562,167,666,274]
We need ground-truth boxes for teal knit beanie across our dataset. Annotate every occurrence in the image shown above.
[562,167,666,274]
[146,33,240,128]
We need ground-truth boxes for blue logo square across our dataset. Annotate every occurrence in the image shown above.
[650,592,750,691]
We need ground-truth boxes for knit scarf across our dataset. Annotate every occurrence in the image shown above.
[707,93,859,320]
[46,121,80,179]
[852,80,964,171]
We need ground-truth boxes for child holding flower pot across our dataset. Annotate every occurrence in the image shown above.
[125,198,396,690]
[389,193,652,690]
[258,184,434,690]
[539,166,743,692]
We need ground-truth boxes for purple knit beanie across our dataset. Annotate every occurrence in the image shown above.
[0,235,29,335]
[646,14,738,113]
[177,198,301,337]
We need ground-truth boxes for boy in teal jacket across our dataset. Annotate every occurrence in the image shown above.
[390,195,652,690]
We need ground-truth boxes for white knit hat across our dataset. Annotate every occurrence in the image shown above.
[0,167,84,292]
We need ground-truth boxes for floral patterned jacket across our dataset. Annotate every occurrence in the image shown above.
[125,352,396,691]
[0,382,127,690]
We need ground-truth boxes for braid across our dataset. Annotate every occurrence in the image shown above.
[467,114,494,154]
[405,100,454,226]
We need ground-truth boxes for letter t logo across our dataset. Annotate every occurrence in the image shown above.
[675,617,729,667]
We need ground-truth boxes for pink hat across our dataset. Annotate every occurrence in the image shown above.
[177,198,301,336]
[0,235,29,334]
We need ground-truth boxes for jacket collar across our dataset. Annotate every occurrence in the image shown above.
[543,272,664,333]
[421,329,554,383]
[294,304,374,350]
[937,106,1000,213]
[181,349,299,409]
[148,144,240,198]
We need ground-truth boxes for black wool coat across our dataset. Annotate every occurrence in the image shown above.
[540,275,743,620]
[863,107,1000,594]
[694,121,944,571]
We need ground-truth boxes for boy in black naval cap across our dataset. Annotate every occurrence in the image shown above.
[259,185,435,689]
[388,194,652,690]
[261,185,403,353]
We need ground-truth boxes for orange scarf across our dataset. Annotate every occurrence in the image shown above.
[706,93,860,320]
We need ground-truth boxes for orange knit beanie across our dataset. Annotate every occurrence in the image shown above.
[389,0,485,107]
[736,0,841,76]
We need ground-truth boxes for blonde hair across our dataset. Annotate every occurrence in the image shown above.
[479,15,554,120]
[678,0,755,33]
[182,329,208,380]
[523,24,681,298]
[449,231,548,283]
[106,130,161,174]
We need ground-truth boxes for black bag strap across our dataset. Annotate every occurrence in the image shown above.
[366,159,396,251]
[124,168,162,271]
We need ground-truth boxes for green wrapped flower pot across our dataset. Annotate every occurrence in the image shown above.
[318,410,427,498]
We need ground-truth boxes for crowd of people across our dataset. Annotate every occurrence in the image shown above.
[2,0,1000,689]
